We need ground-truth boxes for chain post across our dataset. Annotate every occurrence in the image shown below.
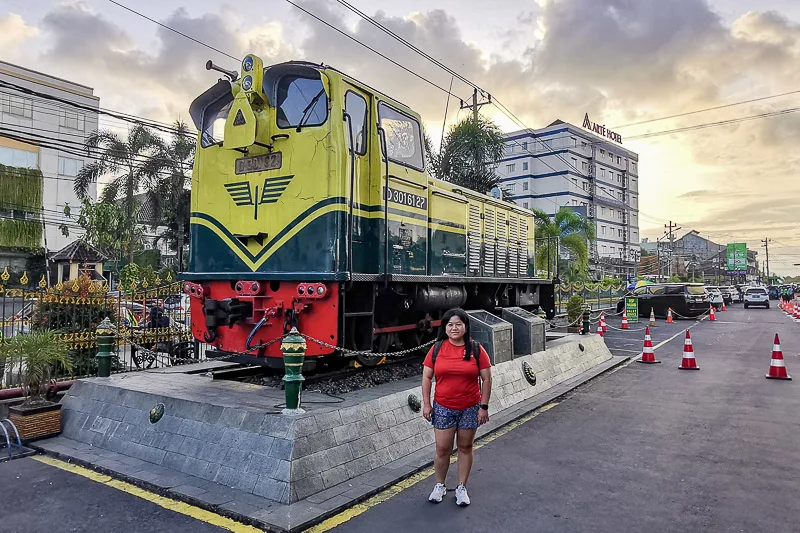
[581,307,591,335]
[281,326,306,413]
[96,317,115,378]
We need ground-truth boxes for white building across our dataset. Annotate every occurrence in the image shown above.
[0,60,99,254]
[497,119,640,279]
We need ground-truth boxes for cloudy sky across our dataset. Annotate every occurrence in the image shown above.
[3,0,800,274]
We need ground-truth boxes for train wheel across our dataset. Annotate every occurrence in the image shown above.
[356,333,395,367]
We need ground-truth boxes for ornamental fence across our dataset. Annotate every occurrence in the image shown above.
[0,269,214,388]
[555,281,628,314]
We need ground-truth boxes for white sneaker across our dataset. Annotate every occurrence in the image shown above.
[455,484,470,506]
[428,483,447,503]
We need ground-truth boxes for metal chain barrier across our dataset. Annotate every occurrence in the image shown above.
[300,333,436,358]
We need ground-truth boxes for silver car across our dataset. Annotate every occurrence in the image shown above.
[744,287,770,309]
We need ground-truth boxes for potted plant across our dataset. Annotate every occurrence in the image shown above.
[1,330,72,441]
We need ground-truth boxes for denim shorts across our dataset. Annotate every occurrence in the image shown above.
[432,401,480,430]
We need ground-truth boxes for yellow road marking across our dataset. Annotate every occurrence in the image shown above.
[32,455,262,533]
[305,402,560,533]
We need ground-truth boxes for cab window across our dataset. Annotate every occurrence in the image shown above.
[201,94,233,148]
[345,91,368,155]
[276,76,328,129]
[378,103,424,170]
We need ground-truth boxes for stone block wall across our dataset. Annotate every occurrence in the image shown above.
[58,335,611,504]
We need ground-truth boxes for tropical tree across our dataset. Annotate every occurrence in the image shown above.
[429,116,505,194]
[141,121,195,270]
[60,199,142,260]
[532,207,596,280]
[74,124,166,261]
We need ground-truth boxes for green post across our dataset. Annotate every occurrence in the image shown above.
[281,327,306,413]
[96,317,115,378]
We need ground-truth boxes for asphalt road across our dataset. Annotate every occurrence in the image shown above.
[329,304,800,532]
[0,458,227,533]
[1,305,797,532]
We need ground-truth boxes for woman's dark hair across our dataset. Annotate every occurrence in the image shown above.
[438,308,475,361]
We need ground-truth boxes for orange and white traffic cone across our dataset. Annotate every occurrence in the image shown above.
[766,333,791,380]
[709,306,716,321]
[637,326,660,364]
[649,307,656,327]
[721,301,727,312]
[794,304,800,321]
[666,308,674,324]
[678,329,699,370]
[621,310,630,330]
[601,312,608,334]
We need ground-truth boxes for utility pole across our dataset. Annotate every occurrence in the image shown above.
[460,89,492,178]
[762,238,771,283]
[663,221,681,277]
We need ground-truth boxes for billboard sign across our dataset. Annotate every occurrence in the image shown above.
[726,243,747,275]
[625,297,639,323]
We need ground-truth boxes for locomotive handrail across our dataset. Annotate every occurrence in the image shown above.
[344,110,356,274]
[389,174,427,190]
[431,189,469,204]
[378,126,390,285]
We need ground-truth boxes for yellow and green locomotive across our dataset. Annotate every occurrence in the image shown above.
[185,53,555,368]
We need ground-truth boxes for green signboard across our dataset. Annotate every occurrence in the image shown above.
[726,243,747,275]
[625,297,639,322]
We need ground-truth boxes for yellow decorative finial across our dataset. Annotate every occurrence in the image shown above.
[1,267,9,282]
[55,281,64,291]
[19,271,28,285]
[130,279,137,290]
[71,279,80,292]
[154,275,161,286]
[38,274,47,288]
[166,271,173,282]
[142,278,149,289]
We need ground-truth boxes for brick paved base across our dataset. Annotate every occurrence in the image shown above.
[53,335,612,505]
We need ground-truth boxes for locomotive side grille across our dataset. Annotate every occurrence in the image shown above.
[508,214,519,277]
[468,203,482,276]
[496,210,508,277]
[484,208,496,276]
[519,219,529,277]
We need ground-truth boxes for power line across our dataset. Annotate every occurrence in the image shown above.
[613,88,800,129]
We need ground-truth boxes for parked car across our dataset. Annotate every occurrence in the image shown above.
[616,283,710,318]
[706,287,724,308]
[767,285,780,300]
[163,293,191,326]
[744,286,770,309]
[709,286,733,305]
[730,286,743,303]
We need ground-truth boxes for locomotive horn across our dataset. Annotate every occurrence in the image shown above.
[206,60,238,82]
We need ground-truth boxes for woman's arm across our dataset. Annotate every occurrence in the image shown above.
[422,366,434,421]
[478,366,492,424]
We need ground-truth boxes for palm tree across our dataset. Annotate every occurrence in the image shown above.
[141,121,195,270]
[532,207,596,280]
[430,116,505,194]
[74,124,165,261]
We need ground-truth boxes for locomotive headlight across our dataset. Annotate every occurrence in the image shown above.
[241,75,253,91]
[251,282,260,292]
[242,55,254,72]
[298,285,305,295]
[317,286,325,296]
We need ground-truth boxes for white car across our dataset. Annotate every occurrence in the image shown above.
[743,287,770,309]
[705,287,724,307]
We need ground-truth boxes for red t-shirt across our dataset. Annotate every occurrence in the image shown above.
[423,340,491,410]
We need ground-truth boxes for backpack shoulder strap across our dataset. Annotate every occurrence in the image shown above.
[472,340,482,369]
[431,341,443,368]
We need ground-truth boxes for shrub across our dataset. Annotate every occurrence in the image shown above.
[567,295,585,325]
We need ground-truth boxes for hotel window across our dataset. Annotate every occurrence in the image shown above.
[522,162,529,171]
[523,202,529,208]
[571,178,577,187]
[582,161,588,171]
[632,162,637,171]
[58,156,83,177]
[510,183,516,192]
[631,178,637,188]
[610,208,615,218]
[600,168,606,178]
[570,137,577,147]
[571,157,577,168]
[601,225,606,235]
[521,142,528,151]
[4,95,33,118]
[60,111,85,131]
[602,245,607,253]
[581,141,587,149]
[617,156,621,164]
[0,147,38,169]
[609,152,614,160]
[610,246,616,255]
[572,199,579,205]
[506,163,515,172]
[506,145,513,154]
[618,229,623,237]
[601,206,606,215]
[600,149,605,156]
[581,201,587,207]
[523,182,529,191]
[582,182,588,191]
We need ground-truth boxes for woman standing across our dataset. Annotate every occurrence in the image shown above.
[422,308,492,507]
